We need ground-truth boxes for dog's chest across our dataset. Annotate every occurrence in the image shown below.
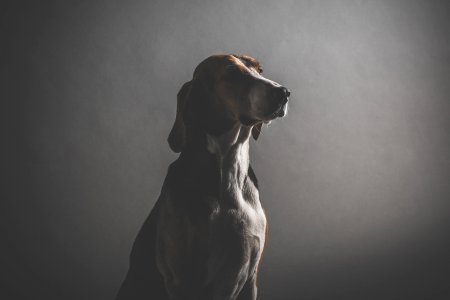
[209,141,266,245]
[206,172,267,286]
[203,129,267,290]
[211,179,266,238]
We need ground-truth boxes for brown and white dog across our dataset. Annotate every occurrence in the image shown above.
[116,54,290,300]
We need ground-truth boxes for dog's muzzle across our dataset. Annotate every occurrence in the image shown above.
[268,86,290,119]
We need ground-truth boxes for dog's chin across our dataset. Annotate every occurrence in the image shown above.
[264,104,288,122]
[243,104,288,125]
[277,104,288,117]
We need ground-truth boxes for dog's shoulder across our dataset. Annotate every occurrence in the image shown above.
[166,155,220,192]
[161,157,220,216]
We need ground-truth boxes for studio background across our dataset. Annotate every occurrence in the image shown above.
[2,1,450,299]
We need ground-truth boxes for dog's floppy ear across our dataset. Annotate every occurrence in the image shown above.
[168,81,192,153]
[252,123,263,140]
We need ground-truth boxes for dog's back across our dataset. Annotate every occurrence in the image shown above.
[116,193,167,299]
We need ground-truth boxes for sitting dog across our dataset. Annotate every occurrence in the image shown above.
[117,54,290,300]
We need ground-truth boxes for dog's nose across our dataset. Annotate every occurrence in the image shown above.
[272,86,290,105]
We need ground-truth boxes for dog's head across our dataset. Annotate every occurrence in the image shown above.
[168,54,290,153]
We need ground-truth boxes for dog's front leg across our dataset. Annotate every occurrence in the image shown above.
[236,275,257,300]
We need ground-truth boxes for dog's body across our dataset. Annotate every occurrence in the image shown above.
[117,55,289,300]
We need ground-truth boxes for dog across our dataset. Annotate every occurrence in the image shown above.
[116,54,290,300]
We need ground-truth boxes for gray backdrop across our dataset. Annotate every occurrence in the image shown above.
[2,0,450,299]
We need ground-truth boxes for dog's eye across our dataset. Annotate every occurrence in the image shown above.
[224,67,249,82]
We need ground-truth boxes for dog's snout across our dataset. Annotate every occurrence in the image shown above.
[271,86,290,105]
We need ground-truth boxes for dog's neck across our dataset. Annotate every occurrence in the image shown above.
[206,122,253,207]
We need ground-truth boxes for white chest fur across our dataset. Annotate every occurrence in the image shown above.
[206,123,266,231]
[206,123,267,297]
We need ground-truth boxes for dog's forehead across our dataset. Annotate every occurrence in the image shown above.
[194,54,261,78]
[232,54,262,73]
